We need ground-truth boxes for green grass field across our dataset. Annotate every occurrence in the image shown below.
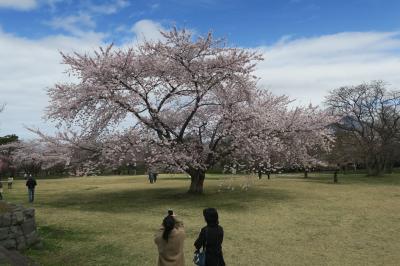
[3,172,400,265]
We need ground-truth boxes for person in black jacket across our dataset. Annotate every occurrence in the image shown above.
[26,174,37,203]
[0,181,3,200]
[194,208,225,266]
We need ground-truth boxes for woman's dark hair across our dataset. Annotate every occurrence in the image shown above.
[203,208,219,226]
[162,215,176,242]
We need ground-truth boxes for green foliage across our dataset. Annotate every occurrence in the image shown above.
[0,134,18,145]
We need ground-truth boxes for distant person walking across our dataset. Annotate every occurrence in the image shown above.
[148,170,154,184]
[148,167,158,184]
[0,182,3,200]
[153,172,158,183]
[194,208,225,266]
[154,215,185,266]
[26,175,37,203]
[7,176,13,189]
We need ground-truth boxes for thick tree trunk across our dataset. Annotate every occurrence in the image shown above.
[385,160,394,174]
[366,156,386,176]
[187,168,205,194]
[333,170,338,183]
[258,169,262,179]
[304,169,308,178]
[367,166,385,176]
[267,172,270,180]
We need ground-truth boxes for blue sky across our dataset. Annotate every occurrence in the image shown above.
[1,0,400,45]
[1,0,400,138]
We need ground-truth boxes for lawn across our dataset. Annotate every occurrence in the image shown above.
[3,172,400,265]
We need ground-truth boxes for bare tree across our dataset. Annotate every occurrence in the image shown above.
[325,81,400,176]
[327,130,362,172]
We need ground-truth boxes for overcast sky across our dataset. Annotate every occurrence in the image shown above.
[1,0,400,138]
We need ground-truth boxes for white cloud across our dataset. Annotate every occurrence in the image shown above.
[0,0,69,11]
[88,0,129,15]
[44,1,130,36]
[43,0,67,11]
[0,19,165,139]
[0,28,104,138]
[0,0,130,13]
[255,31,400,105]
[2,26,400,139]
[131,19,165,43]
[0,0,37,10]
[46,13,97,36]
[150,3,160,10]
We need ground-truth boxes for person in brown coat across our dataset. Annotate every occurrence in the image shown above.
[154,215,185,266]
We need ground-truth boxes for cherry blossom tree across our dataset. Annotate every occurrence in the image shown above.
[9,140,67,175]
[279,104,336,177]
[228,90,336,178]
[29,128,142,176]
[0,144,17,179]
[45,28,336,193]
[46,28,263,193]
[0,105,18,178]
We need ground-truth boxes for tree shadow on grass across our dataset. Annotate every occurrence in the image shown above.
[273,175,335,184]
[305,174,400,186]
[160,175,229,181]
[24,225,123,266]
[25,224,95,253]
[276,173,400,186]
[40,186,292,214]
[158,177,191,181]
